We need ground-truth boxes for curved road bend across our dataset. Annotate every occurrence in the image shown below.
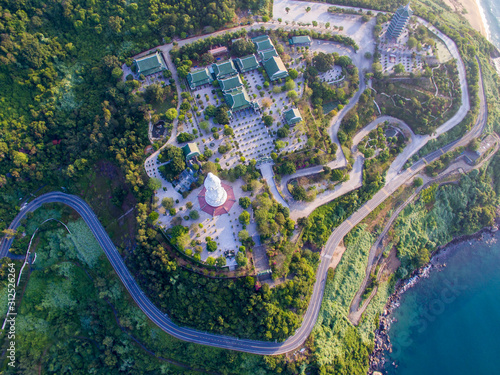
[0,156,452,356]
[347,57,488,324]
[0,192,303,355]
[0,13,485,356]
[0,73,485,355]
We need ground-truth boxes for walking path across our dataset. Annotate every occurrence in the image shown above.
[0,4,486,356]
[258,163,289,208]
[348,60,490,325]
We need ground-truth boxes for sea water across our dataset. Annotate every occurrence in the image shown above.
[381,5,500,372]
[382,234,500,374]
[478,0,500,49]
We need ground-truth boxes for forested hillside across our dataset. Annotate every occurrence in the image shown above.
[0,0,260,228]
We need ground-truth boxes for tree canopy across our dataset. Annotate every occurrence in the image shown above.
[158,146,186,182]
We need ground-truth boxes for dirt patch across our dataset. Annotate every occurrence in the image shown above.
[381,247,400,282]
[253,244,270,273]
[365,184,413,233]
[74,160,137,249]
[329,240,346,270]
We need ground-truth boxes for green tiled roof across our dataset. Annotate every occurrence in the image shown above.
[234,55,259,73]
[283,108,302,125]
[224,88,253,112]
[259,48,278,61]
[220,75,243,93]
[289,36,312,45]
[262,56,288,81]
[212,60,237,79]
[255,39,274,52]
[396,2,413,18]
[135,52,167,76]
[187,68,213,89]
[251,35,270,43]
[182,143,201,160]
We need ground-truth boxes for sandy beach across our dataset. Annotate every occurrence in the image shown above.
[443,0,487,36]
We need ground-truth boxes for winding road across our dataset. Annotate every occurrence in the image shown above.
[0,3,489,356]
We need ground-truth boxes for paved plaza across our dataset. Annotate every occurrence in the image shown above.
[155,179,258,269]
[138,0,459,270]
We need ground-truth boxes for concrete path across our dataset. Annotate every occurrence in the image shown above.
[289,155,363,221]
[258,163,289,208]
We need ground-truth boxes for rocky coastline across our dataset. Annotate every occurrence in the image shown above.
[368,223,499,374]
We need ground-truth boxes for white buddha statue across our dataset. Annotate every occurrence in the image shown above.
[204,173,227,207]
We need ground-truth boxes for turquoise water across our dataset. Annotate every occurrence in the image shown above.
[382,7,500,372]
[479,0,500,49]
[383,234,500,374]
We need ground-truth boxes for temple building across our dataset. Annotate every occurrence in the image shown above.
[262,56,288,81]
[234,55,259,73]
[386,2,413,39]
[283,108,303,126]
[212,60,238,80]
[134,52,167,76]
[181,143,200,161]
[187,68,213,90]
[289,35,312,46]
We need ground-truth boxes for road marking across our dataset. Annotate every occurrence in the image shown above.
[345,219,354,228]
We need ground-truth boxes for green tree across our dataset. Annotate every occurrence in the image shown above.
[238,230,250,242]
[206,240,217,252]
[236,252,248,267]
[205,105,217,117]
[336,55,352,68]
[200,53,214,65]
[277,127,289,138]
[239,211,250,225]
[148,211,160,223]
[215,256,226,267]
[287,90,298,100]
[407,37,418,49]
[111,67,123,80]
[215,105,230,125]
[239,197,251,209]
[285,79,296,91]
[279,161,296,175]
[177,132,195,143]
[394,63,405,74]
[313,52,334,72]
[166,108,178,122]
[144,83,165,104]
[231,39,256,57]
[288,69,299,80]
[162,197,174,209]
[158,146,186,181]
[148,177,162,191]
[200,121,209,133]
[291,185,307,201]
[189,210,200,220]
[223,125,234,136]
[263,115,273,126]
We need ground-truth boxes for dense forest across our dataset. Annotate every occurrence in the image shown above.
[1,0,500,372]
[0,0,265,228]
